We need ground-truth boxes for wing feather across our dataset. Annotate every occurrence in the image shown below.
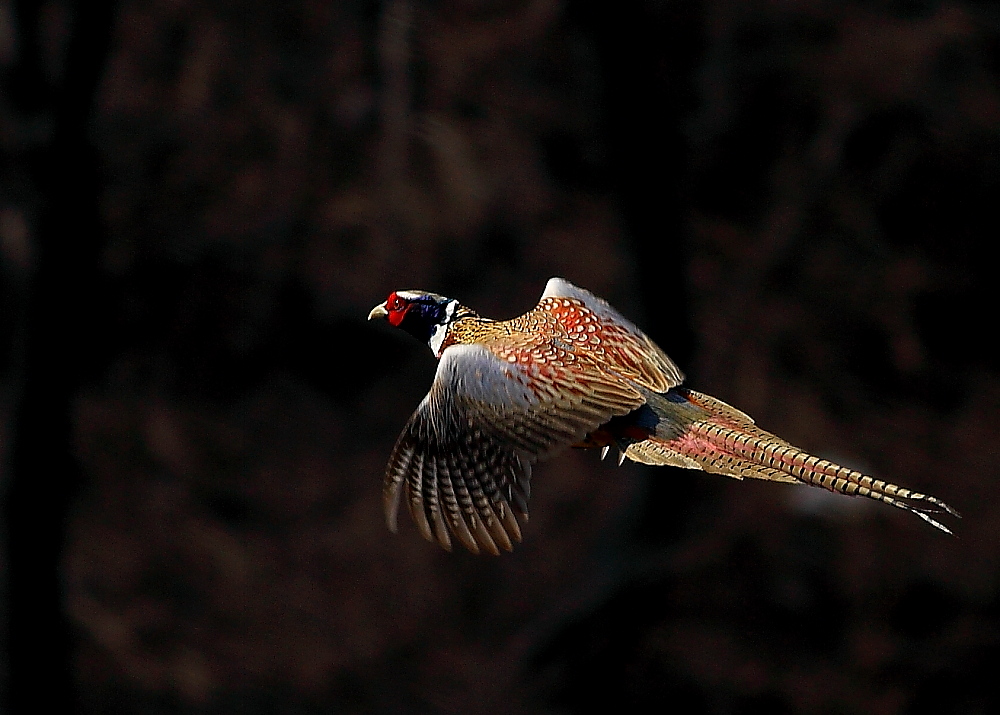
[541,277,685,392]
[410,451,435,541]
[382,342,645,553]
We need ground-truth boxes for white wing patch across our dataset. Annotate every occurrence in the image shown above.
[432,344,537,411]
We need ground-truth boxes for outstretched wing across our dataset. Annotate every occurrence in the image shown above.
[540,277,685,392]
[384,343,643,554]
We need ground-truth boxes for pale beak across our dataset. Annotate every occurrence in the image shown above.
[368,303,389,321]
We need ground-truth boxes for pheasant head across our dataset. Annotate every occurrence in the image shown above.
[368,290,470,357]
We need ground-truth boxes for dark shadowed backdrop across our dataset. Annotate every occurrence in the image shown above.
[2,0,998,712]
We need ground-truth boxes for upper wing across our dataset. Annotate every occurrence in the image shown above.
[540,277,685,392]
[383,343,643,554]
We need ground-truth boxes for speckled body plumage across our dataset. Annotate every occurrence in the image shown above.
[369,278,958,554]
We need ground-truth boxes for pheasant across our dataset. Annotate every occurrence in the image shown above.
[368,278,958,554]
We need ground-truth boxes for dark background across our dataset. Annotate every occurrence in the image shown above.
[2,0,998,712]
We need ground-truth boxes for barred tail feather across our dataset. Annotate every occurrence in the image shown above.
[639,390,959,533]
[694,421,958,533]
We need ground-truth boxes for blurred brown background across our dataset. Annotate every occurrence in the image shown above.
[1,0,998,712]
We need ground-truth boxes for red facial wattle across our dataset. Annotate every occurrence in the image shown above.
[385,292,411,327]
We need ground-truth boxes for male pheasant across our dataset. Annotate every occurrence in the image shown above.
[368,278,957,554]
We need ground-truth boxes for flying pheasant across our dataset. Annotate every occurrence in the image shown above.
[368,278,957,554]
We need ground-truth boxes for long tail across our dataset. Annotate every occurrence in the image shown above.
[626,389,960,534]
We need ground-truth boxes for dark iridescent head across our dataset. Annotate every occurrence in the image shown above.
[368,290,461,356]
